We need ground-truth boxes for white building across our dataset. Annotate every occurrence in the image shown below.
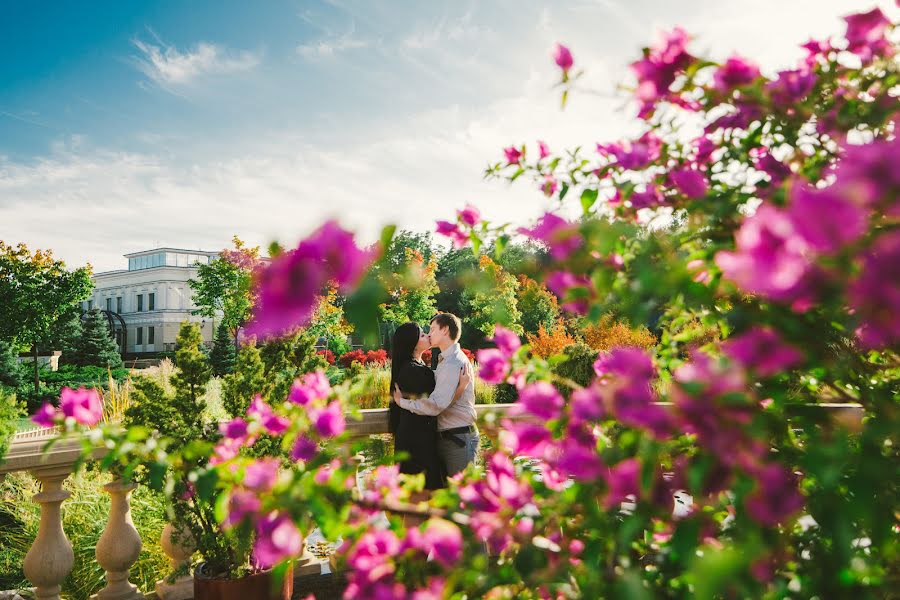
[85,248,221,355]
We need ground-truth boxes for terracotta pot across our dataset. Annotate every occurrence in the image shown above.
[193,563,293,600]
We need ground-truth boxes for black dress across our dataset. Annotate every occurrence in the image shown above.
[389,359,445,489]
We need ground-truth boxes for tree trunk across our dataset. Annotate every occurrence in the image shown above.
[233,328,240,356]
[33,341,40,393]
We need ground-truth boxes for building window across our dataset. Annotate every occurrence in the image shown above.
[87,300,94,311]
[116,297,123,313]
[137,294,143,312]
[106,298,112,312]
[148,293,155,311]
[136,327,143,345]
[148,327,155,345]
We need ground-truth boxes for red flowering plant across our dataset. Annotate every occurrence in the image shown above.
[40,7,900,598]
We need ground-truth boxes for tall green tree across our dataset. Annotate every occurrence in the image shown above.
[0,339,22,390]
[379,248,440,327]
[307,284,354,346]
[381,230,436,273]
[517,275,560,336]
[0,241,93,392]
[71,309,123,368]
[222,342,267,417]
[460,255,523,348]
[209,322,237,377]
[170,322,212,433]
[259,330,325,404]
[188,236,260,353]
[434,247,479,318]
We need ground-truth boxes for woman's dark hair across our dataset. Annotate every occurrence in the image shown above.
[390,322,422,393]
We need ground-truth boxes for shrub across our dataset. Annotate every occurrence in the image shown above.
[69,309,123,369]
[582,314,657,352]
[526,321,575,358]
[317,349,336,365]
[208,322,237,377]
[365,349,389,366]
[553,343,598,389]
[339,349,366,369]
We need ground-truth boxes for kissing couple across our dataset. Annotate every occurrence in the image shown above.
[389,312,477,490]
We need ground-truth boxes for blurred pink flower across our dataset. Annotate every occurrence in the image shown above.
[670,167,708,199]
[421,519,463,566]
[516,381,565,420]
[552,43,574,71]
[60,387,103,426]
[244,458,280,491]
[722,327,803,377]
[457,204,481,227]
[713,54,760,90]
[518,213,582,261]
[537,140,551,159]
[290,435,318,462]
[476,349,509,385]
[253,512,303,568]
[311,401,345,438]
[436,220,469,248]
[503,146,523,165]
[32,402,57,428]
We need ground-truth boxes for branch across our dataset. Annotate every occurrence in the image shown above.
[353,497,470,526]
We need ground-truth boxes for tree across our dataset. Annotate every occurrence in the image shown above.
[460,255,522,348]
[70,309,123,369]
[170,322,212,433]
[222,342,267,417]
[379,248,440,327]
[381,230,436,273]
[209,322,237,377]
[43,304,83,364]
[258,330,325,404]
[307,284,354,347]
[189,236,261,353]
[582,314,657,352]
[434,247,478,318]
[526,321,575,358]
[0,242,93,392]
[517,275,560,336]
[0,339,21,389]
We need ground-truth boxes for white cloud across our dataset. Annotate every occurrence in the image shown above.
[132,35,261,87]
[296,23,370,60]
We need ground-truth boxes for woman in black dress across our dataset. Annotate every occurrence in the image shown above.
[389,322,469,490]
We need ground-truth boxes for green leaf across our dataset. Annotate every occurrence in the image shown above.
[379,224,397,256]
[580,188,599,213]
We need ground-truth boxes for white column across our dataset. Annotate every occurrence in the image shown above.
[90,480,144,600]
[23,467,74,600]
[154,522,195,600]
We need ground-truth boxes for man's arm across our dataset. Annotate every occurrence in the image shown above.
[394,361,460,416]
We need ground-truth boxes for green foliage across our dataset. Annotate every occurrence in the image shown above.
[42,305,82,364]
[378,247,440,327]
[209,322,237,377]
[307,285,354,343]
[259,330,325,403]
[170,322,212,434]
[222,342,266,417]
[0,388,22,462]
[517,275,560,336]
[381,230,436,273]
[0,340,22,389]
[70,309,123,369]
[460,255,523,346]
[0,241,93,391]
[188,237,259,345]
[553,343,598,389]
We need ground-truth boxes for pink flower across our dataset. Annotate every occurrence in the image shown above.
[32,402,57,428]
[503,146,523,165]
[552,43,573,72]
[540,174,559,197]
[722,327,803,377]
[421,519,463,566]
[744,463,804,526]
[603,458,641,509]
[247,395,290,436]
[570,385,604,421]
[537,140,551,159]
[253,512,303,568]
[499,420,552,458]
[290,435,318,461]
[545,270,592,314]
[715,204,816,305]
[59,387,103,426]
[288,371,331,405]
[849,231,900,349]
[629,185,664,209]
[844,8,893,62]
[311,401,345,437]
[516,381,564,420]
[220,417,249,440]
[751,149,792,194]
[435,220,469,248]
[224,490,261,528]
[552,434,604,481]
[209,438,242,465]
[518,213,582,261]
[491,324,521,356]
[788,182,868,254]
[601,132,662,170]
[457,204,481,227]
[629,27,694,117]
[477,349,509,385]
[244,458,280,491]
[713,54,760,90]
[767,68,816,106]
[247,221,373,338]
[594,348,673,439]
[670,167,708,199]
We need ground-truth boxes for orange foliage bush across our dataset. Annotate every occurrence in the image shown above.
[526,321,576,358]
[582,314,656,352]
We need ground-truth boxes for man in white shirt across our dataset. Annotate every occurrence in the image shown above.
[393,312,477,477]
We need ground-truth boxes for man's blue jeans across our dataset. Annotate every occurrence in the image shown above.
[438,430,479,477]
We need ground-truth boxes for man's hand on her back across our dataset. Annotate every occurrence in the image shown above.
[393,383,404,403]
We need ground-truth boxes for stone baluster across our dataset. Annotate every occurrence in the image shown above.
[154,521,195,600]
[23,467,74,600]
[91,479,144,600]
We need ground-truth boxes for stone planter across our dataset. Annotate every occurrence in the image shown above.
[193,563,293,600]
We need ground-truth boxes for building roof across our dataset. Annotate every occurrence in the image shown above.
[123,247,219,258]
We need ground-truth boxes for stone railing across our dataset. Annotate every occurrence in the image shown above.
[0,402,863,599]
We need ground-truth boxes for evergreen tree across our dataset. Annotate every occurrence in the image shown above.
[71,309,123,368]
[209,322,237,377]
[222,342,267,417]
[43,305,83,365]
[259,330,325,403]
[170,322,212,432]
[123,377,193,445]
[460,255,523,348]
[517,275,560,336]
[0,339,22,389]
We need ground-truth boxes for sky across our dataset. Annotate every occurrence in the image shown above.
[0,0,894,272]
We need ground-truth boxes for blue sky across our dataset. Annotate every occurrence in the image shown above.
[0,0,894,271]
